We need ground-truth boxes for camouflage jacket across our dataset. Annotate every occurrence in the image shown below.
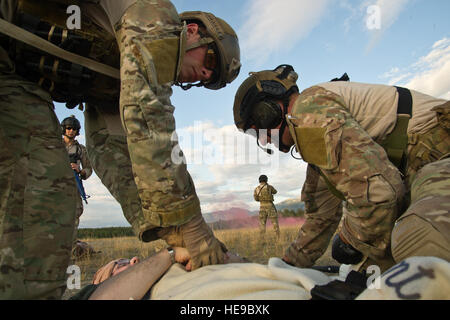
[112,0,200,229]
[285,82,447,266]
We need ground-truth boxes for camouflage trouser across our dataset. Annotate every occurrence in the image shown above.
[391,123,450,263]
[0,47,77,299]
[84,104,152,241]
[75,195,83,228]
[391,158,450,263]
[259,202,280,237]
[71,196,83,258]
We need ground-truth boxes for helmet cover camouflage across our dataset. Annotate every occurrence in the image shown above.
[179,11,241,90]
[61,115,81,135]
[233,65,299,131]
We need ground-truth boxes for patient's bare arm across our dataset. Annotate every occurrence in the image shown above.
[89,247,190,300]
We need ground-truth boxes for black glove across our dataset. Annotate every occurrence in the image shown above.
[331,234,363,265]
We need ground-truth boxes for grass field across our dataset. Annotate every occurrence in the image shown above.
[63,225,336,299]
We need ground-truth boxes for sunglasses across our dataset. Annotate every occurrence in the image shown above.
[66,127,77,131]
[203,43,219,83]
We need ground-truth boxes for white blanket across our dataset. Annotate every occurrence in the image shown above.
[356,256,450,300]
[149,256,450,300]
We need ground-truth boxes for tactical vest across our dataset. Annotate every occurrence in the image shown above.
[67,141,83,164]
[4,0,120,109]
[257,184,274,202]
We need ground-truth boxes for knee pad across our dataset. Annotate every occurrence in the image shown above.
[391,214,450,263]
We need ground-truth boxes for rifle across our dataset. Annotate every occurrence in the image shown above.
[69,153,89,204]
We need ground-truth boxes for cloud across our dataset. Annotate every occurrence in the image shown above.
[365,0,410,51]
[381,37,450,99]
[404,38,450,99]
[239,0,330,65]
[80,122,307,228]
[178,122,306,213]
[340,0,362,33]
[79,173,129,228]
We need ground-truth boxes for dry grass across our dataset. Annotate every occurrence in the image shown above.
[62,225,336,299]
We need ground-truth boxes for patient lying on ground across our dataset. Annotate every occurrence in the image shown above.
[70,247,450,300]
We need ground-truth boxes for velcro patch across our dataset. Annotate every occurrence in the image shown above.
[295,127,328,167]
[287,114,343,170]
[144,37,179,85]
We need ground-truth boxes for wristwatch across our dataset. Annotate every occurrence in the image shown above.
[166,247,176,264]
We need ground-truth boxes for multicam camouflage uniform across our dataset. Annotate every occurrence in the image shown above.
[86,2,238,272]
[1,0,236,299]
[254,182,280,238]
[284,82,450,272]
[0,41,78,299]
[65,140,92,228]
[112,0,201,235]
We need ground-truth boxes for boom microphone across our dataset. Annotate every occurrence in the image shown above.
[257,140,273,155]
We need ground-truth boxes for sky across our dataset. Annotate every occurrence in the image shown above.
[54,0,450,228]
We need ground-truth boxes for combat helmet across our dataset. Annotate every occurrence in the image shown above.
[233,65,299,132]
[61,115,81,136]
[259,175,268,183]
[179,11,241,90]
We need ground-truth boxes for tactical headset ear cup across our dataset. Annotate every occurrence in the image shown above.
[234,65,298,132]
[250,100,282,129]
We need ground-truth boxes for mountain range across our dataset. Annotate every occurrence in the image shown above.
[204,197,305,230]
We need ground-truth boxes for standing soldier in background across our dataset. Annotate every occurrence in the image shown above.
[0,0,240,299]
[61,115,92,256]
[254,175,280,239]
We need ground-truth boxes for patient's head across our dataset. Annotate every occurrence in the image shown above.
[93,256,139,284]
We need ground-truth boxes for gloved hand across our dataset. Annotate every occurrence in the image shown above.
[331,234,363,265]
[158,213,228,270]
